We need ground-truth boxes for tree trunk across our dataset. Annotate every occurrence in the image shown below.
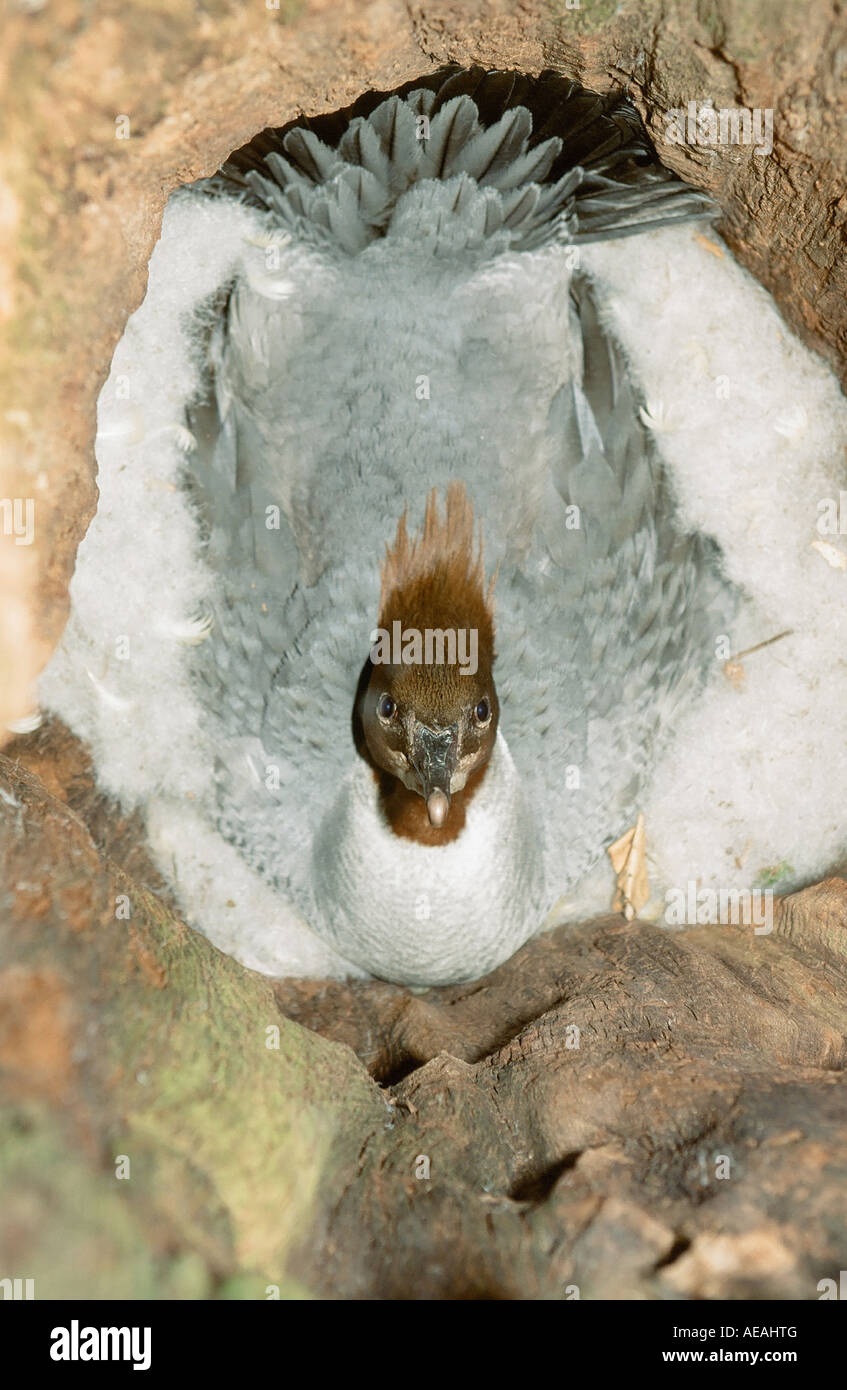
[2,730,846,1299]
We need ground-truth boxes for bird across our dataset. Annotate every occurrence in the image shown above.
[170,65,732,984]
[43,66,744,986]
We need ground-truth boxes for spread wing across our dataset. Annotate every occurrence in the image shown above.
[495,274,734,899]
[183,66,726,919]
[182,255,382,919]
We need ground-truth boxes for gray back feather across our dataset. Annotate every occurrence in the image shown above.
[179,68,731,916]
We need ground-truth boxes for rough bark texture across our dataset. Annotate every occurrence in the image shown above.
[1,0,846,1300]
[2,723,847,1300]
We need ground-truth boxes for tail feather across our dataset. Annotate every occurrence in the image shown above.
[418,95,480,180]
[211,65,715,255]
[446,105,535,184]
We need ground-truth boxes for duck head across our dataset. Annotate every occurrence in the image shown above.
[360,483,498,832]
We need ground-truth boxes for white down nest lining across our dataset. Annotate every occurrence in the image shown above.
[41,74,847,985]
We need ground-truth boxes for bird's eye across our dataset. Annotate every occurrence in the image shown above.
[377,694,397,722]
[474,698,490,725]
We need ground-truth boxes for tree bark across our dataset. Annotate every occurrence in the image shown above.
[2,736,846,1300]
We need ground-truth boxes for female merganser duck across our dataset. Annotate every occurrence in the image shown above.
[43,67,752,984]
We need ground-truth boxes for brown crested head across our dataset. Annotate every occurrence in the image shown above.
[360,482,498,831]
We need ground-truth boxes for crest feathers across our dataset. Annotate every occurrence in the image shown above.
[379,482,496,645]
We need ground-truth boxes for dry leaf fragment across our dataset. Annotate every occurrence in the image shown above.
[694,232,724,258]
[811,538,847,570]
[608,813,649,922]
[723,630,793,690]
[723,658,746,690]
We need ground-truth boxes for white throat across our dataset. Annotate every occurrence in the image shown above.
[311,731,544,986]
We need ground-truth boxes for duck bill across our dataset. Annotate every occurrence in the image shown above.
[410,722,458,828]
